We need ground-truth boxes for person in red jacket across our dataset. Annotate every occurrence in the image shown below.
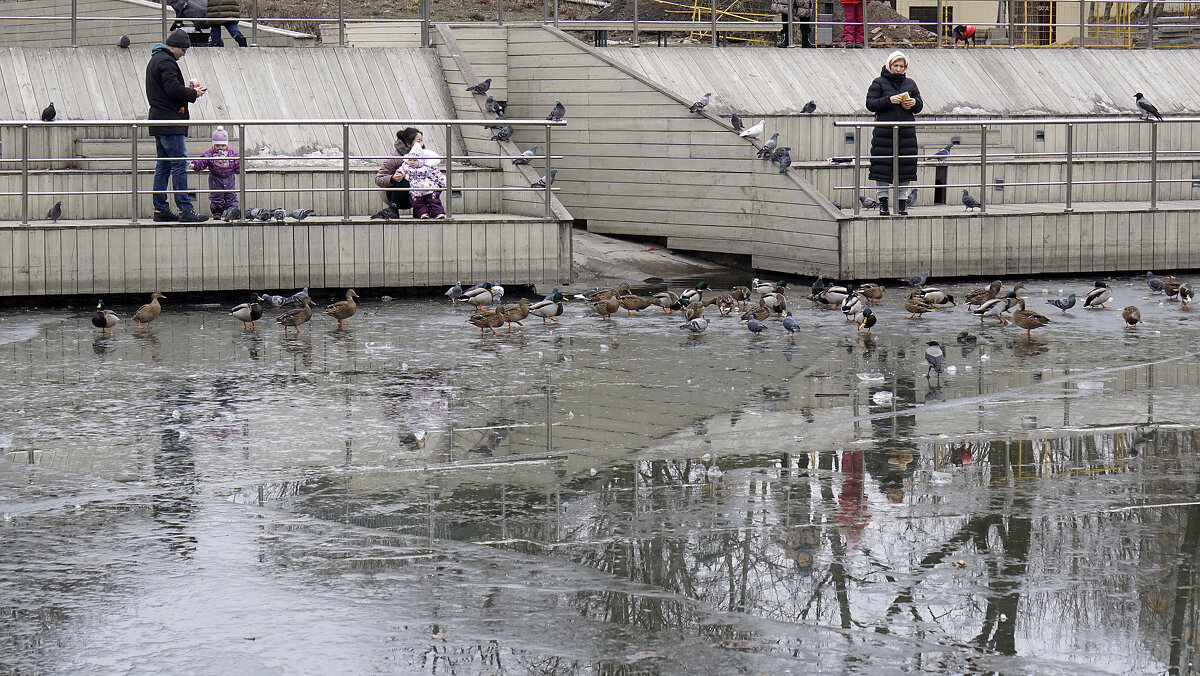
[841,0,864,48]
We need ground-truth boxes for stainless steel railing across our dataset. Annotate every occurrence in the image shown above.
[0,118,564,224]
[10,0,1200,49]
[832,116,1200,215]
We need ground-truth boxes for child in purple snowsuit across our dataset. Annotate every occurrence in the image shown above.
[398,148,447,219]
[190,126,240,219]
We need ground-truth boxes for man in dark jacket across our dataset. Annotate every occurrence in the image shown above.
[146,28,209,222]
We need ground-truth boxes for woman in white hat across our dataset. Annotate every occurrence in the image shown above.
[865,51,923,216]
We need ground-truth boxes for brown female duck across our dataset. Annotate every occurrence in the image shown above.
[1012,298,1051,337]
[131,292,166,329]
[324,289,359,326]
[277,297,317,334]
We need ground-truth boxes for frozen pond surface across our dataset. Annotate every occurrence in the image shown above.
[2,274,1200,674]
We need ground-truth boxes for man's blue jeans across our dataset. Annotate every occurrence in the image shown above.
[152,134,193,214]
[209,21,243,47]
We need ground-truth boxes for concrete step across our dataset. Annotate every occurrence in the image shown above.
[75,138,241,170]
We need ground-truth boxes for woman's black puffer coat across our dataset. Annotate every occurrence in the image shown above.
[865,66,924,184]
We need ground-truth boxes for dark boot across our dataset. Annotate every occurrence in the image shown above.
[234,34,248,47]
[897,199,908,216]
[878,197,889,217]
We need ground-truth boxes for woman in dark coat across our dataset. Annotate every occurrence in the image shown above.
[865,51,923,216]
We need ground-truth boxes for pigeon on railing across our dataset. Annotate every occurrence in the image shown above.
[41,102,55,122]
[757,132,779,159]
[490,125,513,142]
[730,113,743,132]
[466,78,491,95]
[289,208,313,220]
[800,100,816,114]
[689,93,710,114]
[513,145,538,165]
[531,170,557,189]
[739,119,764,138]
[546,101,565,121]
[962,190,982,211]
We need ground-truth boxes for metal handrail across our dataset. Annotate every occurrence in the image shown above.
[1,118,565,225]
[833,116,1189,215]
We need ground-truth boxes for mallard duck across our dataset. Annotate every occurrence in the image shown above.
[1164,279,1181,299]
[814,283,851,309]
[131,292,166,329]
[459,282,496,309]
[973,293,1014,323]
[966,281,1003,308]
[1046,294,1075,313]
[1001,283,1028,312]
[842,293,867,321]
[752,278,780,296]
[913,287,956,306]
[276,297,317,333]
[468,309,505,336]
[705,293,738,316]
[730,286,752,307]
[91,300,118,334]
[761,290,786,312]
[858,283,885,302]
[587,295,621,320]
[904,296,935,319]
[497,297,531,327]
[324,289,360,326]
[680,281,710,304]
[681,298,706,321]
[741,299,770,322]
[230,298,263,330]
[576,283,632,302]
[1180,283,1194,308]
[1012,298,1051,337]
[1122,305,1141,326]
[652,290,682,313]
[1084,281,1112,309]
[856,307,877,333]
[619,292,657,316]
[530,291,566,323]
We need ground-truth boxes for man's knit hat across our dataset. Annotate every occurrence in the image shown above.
[165,28,191,49]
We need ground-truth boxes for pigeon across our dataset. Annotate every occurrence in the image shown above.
[46,201,62,223]
[255,208,272,222]
[781,310,800,334]
[1046,294,1075,313]
[1135,93,1163,121]
[932,143,953,159]
[490,125,513,142]
[289,208,313,220]
[1146,271,1167,293]
[777,150,792,174]
[680,316,710,335]
[282,287,309,306]
[925,341,945,377]
[224,207,242,222]
[739,119,765,138]
[757,132,779,159]
[832,201,843,210]
[41,102,55,122]
[531,170,557,188]
[513,145,538,165]
[746,316,766,335]
[689,93,711,114]
[800,100,816,114]
[859,195,879,210]
[546,100,565,121]
[730,113,743,132]
[445,280,463,301]
[908,188,918,205]
[272,208,286,222]
[962,189,982,211]
[483,110,507,129]
[246,207,267,221]
[898,272,928,288]
[466,78,492,95]
[258,292,285,308]
[768,145,790,163]
[484,96,504,115]
[117,34,131,48]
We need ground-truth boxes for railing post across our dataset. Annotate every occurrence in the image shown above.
[421,0,430,47]
[711,0,717,46]
[338,0,345,46]
[853,126,862,216]
[444,124,454,220]
[979,124,988,213]
[71,0,78,47]
[633,0,639,47]
[20,125,29,226]
[130,125,139,224]
[1147,0,1156,49]
[891,125,900,210]
[1078,0,1086,48]
[160,0,168,43]
[251,0,259,46]
[1064,123,1074,213]
[1008,0,1016,47]
[543,0,549,23]
[544,124,553,219]
[788,9,794,47]
[237,124,246,221]
[862,6,869,48]
[936,0,944,47]
[498,0,504,24]
[553,0,559,28]
[1150,121,1159,210]
[342,124,351,221]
